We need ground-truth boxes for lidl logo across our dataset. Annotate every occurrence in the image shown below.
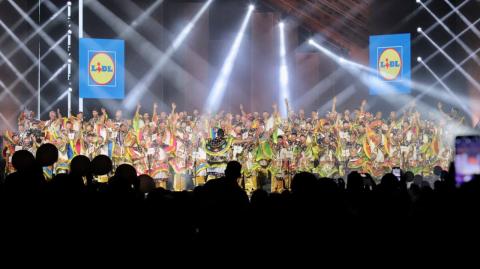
[377,47,403,81]
[80,38,124,99]
[88,50,116,87]
[369,34,410,95]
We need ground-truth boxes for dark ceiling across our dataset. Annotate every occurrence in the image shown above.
[263,0,372,51]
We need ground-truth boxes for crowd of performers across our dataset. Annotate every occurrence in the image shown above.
[2,98,464,193]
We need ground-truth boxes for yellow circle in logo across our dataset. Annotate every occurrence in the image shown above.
[378,48,402,81]
[89,52,115,85]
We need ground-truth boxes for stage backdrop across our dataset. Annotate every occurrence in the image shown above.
[79,38,125,99]
[369,33,411,95]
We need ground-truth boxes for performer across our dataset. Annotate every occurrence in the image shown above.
[203,128,232,181]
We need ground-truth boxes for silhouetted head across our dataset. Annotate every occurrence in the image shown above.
[138,174,155,194]
[91,155,112,176]
[110,164,138,192]
[347,171,364,193]
[225,161,242,180]
[433,166,443,176]
[291,172,317,195]
[70,155,91,176]
[36,143,58,167]
[379,173,400,191]
[250,189,268,207]
[403,171,414,182]
[12,150,35,172]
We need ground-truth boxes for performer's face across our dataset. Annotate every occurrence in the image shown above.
[49,111,56,120]
[235,126,242,135]
[115,110,122,120]
[92,110,98,118]
[390,111,396,120]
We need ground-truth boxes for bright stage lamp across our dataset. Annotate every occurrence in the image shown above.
[279,21,284,28]
[417,27,422,33]
[416,0,421,3]
[417,57,422,62]
[249,4,255,10]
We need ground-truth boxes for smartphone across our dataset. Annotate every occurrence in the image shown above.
[455,135,480,184]
[392,167,401,181]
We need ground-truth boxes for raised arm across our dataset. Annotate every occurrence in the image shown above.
[152,103,158,123]
[240,104,246,117]
[284,98,292,120]
[360,99,367,114]
[101,108,108,123]
[332,96,337,113]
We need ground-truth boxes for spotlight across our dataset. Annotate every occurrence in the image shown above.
[206,4,255,113]
[278,18,289,116]
[416,0,421,3]
[249,4,255,10]
[68,59,72,63]
[308,38,314,45]
[417,56,422,62]
[67,30,72,34]
[67,1,72,6]
[68,87,72,92]
[417,27,422,33]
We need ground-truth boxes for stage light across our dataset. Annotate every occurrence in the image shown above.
[67,1,72,6]
[420,29,480,90]
[416,0,421,3]
[249,4,255,11]
[445,0,480,38]
[68,87,72,92]
[308,38,314,45]
[418,58,470,114]
[417,27,422,32]
[279,21,284,28]
[278,19,289,116]
[419,0,480,66]
[123,0,214,110]
[413,0,470,45]
[417,57,422,62]
[412,17,480,74]
[205,4,255,113]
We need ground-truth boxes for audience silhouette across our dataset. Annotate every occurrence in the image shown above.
[1,145,479,258]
